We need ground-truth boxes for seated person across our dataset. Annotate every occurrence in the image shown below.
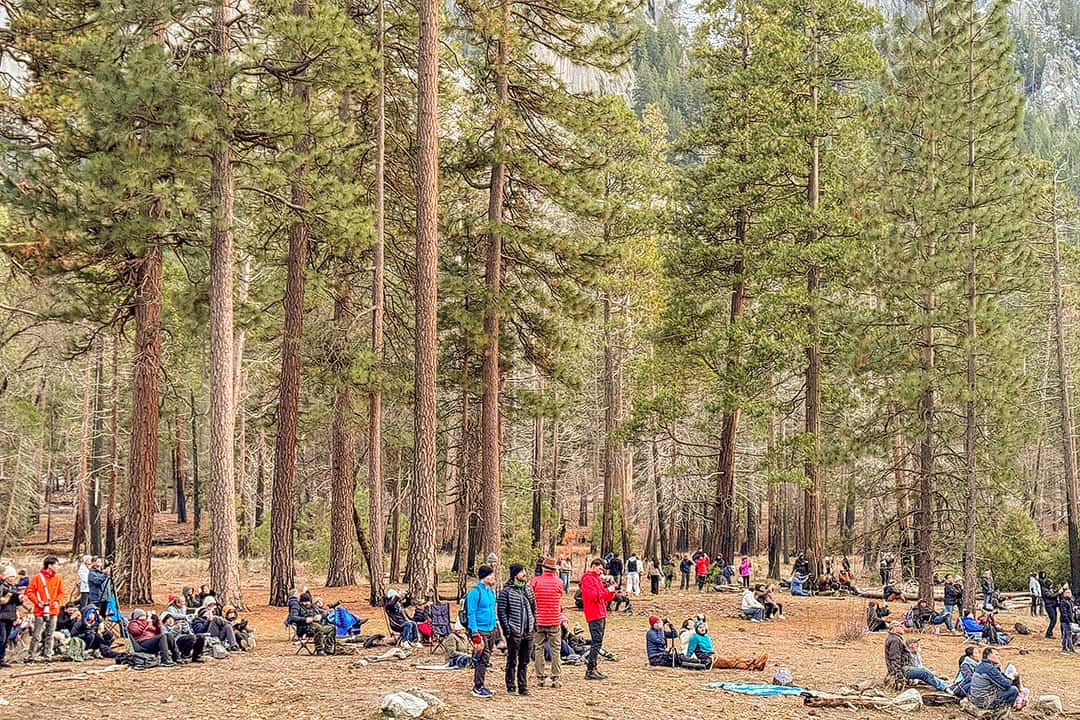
[222,604,254,650]
[883,583,906,602]
[949,645,978,697]
[884,625,948,691]
[867,600,890,632]
[410,598,434,640]
[611,590,633,614]
[789,572,810,597]
[438,620,472,668]
[162,595,190,621]
[195,584,214,605]
[677,618,695,653]
[910,598,939,630]
[684,620,767,671]
[837,569,855,593]
[286,592,336,656]
[191,596,240,650]
[645,616,707,670]
[976,612,1009,645]
[127,609,182,666]
[969,647,1019,710]
[741,587,764,621]
[818,573,836,593]
[71,607,116,658]
[761,584,784,619]
[793,553,810,577]
[161,613,206,663]
[384,589,420,648]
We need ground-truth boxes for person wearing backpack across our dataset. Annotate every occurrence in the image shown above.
[625,555,640,596]
[465,564,498,699]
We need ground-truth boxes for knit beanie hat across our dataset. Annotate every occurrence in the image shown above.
[509,563,524,581]
[648,615,660,626]
[131,609,146,620]
[477,565,494,581]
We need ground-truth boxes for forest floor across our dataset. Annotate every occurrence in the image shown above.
[3,550,1080,720]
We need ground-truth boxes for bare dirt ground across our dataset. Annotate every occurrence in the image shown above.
[3,552,1078,720]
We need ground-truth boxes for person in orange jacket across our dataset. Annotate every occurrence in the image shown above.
[25,556,64,662]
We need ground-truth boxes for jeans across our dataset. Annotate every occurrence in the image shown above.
[626,572,640,595]
[1046,603,1058,638]
[1063,621,1075,652]
[743,608,763,621]
[400,620,418,643]
[472,630,494,691]
[134,634,177,663]
[586,618,605,672]
[0,618,11,662]
[680,571,690,590]
[931,611,953,632]
[533,625,561,681]
[29,614,58,659]
[650,575,660,594]
[504,633,532,691]
[943,603,956,627]
[1031,594,1041,616]
[984,685,1019,709]
[559,571,570,593]
[904,666,947,691]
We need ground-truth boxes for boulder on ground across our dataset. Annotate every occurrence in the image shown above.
[381,688,445,719]
[1035,695,1062,716]
[892,688,923,712]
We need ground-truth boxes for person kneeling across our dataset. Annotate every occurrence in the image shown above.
[684,620,766,671]
[645,616,708,670]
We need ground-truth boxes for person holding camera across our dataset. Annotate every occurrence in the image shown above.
[580,558,617,681]
[645,616,708,670]
[25,555,64,662]
[128,608,182,666]
[0,566,22,667]
[87,558,110,617]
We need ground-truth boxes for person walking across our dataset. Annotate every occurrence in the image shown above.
[77,555,92,610]
[579,558,616,680]
[739,555,752,589]
[625,554,640,596]
[647,559,662,595]
[497,564,537,696]
[466,564,499,698]
[25,556,63,662]
[530,556,564,688]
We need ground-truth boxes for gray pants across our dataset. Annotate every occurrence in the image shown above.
[29,614,57,659]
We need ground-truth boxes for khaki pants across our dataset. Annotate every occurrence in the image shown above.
[534,625,561,681]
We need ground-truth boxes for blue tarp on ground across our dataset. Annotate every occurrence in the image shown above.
[706,682,814,697]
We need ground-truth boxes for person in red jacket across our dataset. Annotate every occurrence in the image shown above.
[25,556,63,662]
[694,552,711,592]
[529,556,564,688]
[579,558,616,680]
[127,609,181,666]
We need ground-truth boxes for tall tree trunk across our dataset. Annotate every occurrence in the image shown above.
[106,334,119,557]
[455,391,472,598]
[75,358,92,556]
[531,394,544,547]
[269,0,311,607]
[479,1,509,561]
[120,245,163,604]
[549,416,562,555]
[89,341,106,556]
[916,265,936,602]
[255,429,265,528]
[237,257,251,557]
[367,0,387,605]
[175,413,187,523]
[891,420,911,565]
[389,448,402,582]
[1051,179,1080,592]
[408,0,441,602]
[191,389,202,558]
[601,291,620,555]
[327,291,358,587]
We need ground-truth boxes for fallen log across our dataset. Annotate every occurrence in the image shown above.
[12,666,74,679]
[803,696,890,710]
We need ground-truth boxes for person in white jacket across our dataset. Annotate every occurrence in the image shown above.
[1029,574,1043,617]
[741,588,764,621]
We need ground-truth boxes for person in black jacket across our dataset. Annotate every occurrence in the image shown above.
[496,564,537,696]
[0,566,21,667]
[943,575,963,627]
[1058,587,1075,653]
[87,558,110,616]
[1040,572,1058,639]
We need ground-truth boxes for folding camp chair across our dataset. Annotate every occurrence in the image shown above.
[326,605,369,643]
[426,603,451,651]
[286,620,316,656]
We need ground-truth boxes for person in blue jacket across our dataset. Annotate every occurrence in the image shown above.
[969,647,1019,710]
[465,564,498,699]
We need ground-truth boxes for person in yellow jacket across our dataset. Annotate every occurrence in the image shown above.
[25,556,64,662]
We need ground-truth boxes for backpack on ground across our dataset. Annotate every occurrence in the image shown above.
[115,652,161,670]
[206,636,229,659]
[65,636,89,662]
[1013,622,1030,635]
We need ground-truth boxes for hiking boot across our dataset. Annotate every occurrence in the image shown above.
[518,687,529,696]
[472,687,494,699]
[585,670,607,681]
[192,656,207,663]
[536,678,546,689]
[550,679,562,689]
[506,686,517,694]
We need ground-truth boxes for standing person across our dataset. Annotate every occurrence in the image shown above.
[647,559,662,595]
[1029,573,1042,617]
[465,564,498,698]
[1041,572,1058,639]
[530,556,564,688]
[606,554,623,591]
[625,554,640,596]
[88,558,110,617]
[77,555,92,610]
[739,555,752,589]
[679,555,692,591]
[579,558,616,680]
[25,556,63,662]
[942,575,962,627]
[0,566,21,668]
[694,551,711,592]
[879,555,889,586]
[1059,587,1075,654]
[980,571,995,611]
[558,556,572,593]
[841,555,851,573]
[497,564,537,696]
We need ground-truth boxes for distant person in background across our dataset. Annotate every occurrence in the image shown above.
[943,575,962,627]
[694,552,711,592]
[88,558,110,617]
[647,559,662,595]
[1058,587,1075,653]
[558,557,572,593]
[625,554,640,596]
[77,556,92,610]
[980,571,995,611]
[1029,573,1043,617]
[679,556,692,591]
[1041,572,1058,638]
